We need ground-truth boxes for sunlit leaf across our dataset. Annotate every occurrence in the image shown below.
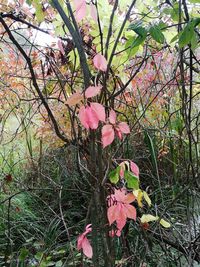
[140,214,158,223]
[160,219,171,228]
[143,191,151,207]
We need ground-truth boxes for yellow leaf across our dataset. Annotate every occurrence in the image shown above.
[133,189,139,198]
[143,191,151,207]
[160,219,171,228]
[140,214,158,223]
[137,189,143,208]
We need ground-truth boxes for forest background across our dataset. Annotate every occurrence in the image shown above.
[0,0,199,266]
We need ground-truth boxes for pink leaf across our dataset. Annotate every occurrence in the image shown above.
[109,229,115,237]
[19,0,25,5]
[85,224,92,233]
[118,122,130,134]
[113,189,127,202]
[107,190,137,232]
[123,193,136,204]
[116,203,126,231]
[90,4,98,21]
[130,161,139,177]
[109,109,116,124]
[77,224,93,258]
[101,124,115,148]
[111,189,135,204]
[109,229,121,237]
[107,205,118,225]
[74,0,87,22]
[82,237,93,258]
[79,106,100,130]
[85,86,102,98]
[124,204,137,221]
[57,39,65,55]
[79,106,89,129]
[90,102,105,122]
[86,106,99,129]
[115,127,123,140]
[119,167,124,178]
[116,229,121,237]
[77,234,85,250]
[93,53,107,72]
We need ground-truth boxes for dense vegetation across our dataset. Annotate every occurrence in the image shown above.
[0,0,199,266]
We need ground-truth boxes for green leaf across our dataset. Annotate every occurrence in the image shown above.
[179,18,200,48]
[126,21,147,57]
[149,25,165,44]
[124,170,139,189]
[33,0,45,23]
[170,3,180,22]
[19,248,29,261]
[128,21,147,38]
[126,34,147,53]
[191,32,198,51]
[170,33,179,44]
[158,21,167,30]
[189,0,200,3]
[192,17,200,27]
[26,0,33,5]
[125,37,140,57]
[109,166,120,184]
[132,35,147,47]
[55,261,63,267]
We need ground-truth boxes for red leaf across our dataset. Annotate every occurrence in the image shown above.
[101,124,115,148]
[5,174,12,183]
[93,53,107,72]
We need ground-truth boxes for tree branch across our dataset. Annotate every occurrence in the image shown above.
[51,0,91,88]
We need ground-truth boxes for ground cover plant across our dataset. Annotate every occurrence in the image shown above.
[0,0,200,266]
